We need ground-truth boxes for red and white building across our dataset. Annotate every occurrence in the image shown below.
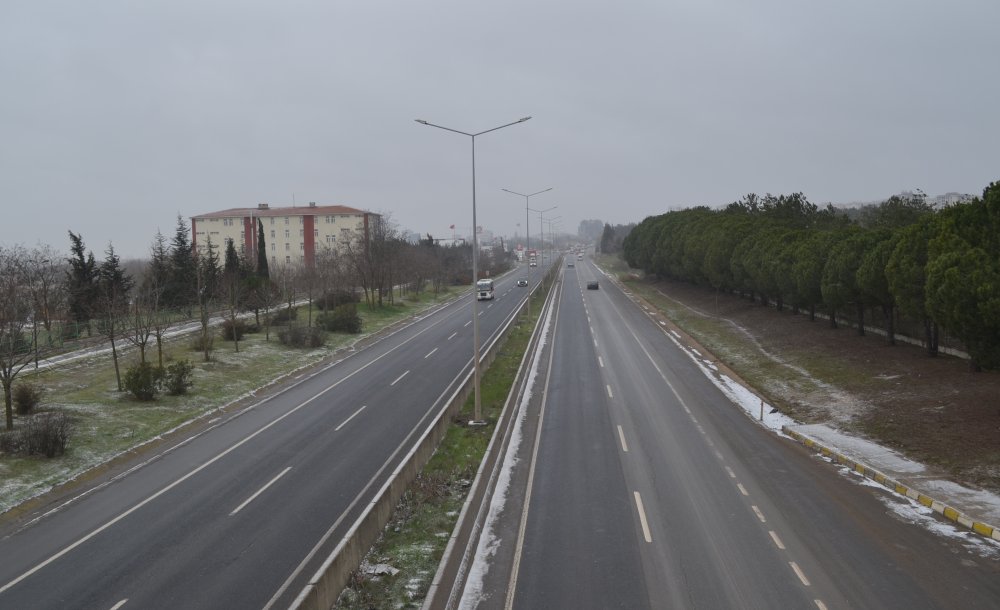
[191,202,378,268]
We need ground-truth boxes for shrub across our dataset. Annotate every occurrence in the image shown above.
[278,325,326,348]
[124,362,164,401]
[221,319,248,341]
[14,382,43,415]
[0,412,69,457]
[59,323,81,341]
[163,360,194,396]
[318,303,363,334]
[271,307,298,324]
[317,290,360,310]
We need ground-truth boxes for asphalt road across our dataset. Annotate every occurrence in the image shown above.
[497,257,1000,609]
[0,267,541,610]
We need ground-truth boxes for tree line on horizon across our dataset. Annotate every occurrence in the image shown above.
[621,180,1000,371]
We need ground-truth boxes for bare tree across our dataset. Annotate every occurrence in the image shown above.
[25,245,65,368]
[146,230,175,368]
[122,287,156,364]
[0,246,41,429]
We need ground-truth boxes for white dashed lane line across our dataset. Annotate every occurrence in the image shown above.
[424,347,438,359]
[230,467,293,517]
[390,370,409,386]
[334,405,367,431]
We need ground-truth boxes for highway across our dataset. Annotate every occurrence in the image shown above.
[466,256,1000,609]
[0,267,542,610]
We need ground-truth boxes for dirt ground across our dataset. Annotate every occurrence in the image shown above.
[628,276,1000,494]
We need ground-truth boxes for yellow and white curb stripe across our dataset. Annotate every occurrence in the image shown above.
[782,426,1000,543]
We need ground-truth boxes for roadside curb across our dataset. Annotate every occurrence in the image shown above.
[782,426,1000,543]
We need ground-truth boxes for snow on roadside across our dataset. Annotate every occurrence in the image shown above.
[459,297,557,609]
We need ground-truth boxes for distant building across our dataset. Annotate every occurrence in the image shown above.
[191,202,378,267]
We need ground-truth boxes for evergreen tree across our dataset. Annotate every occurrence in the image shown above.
[65,231,98,333]
[167,215,197,311]
[96,243,134,390]
[256,219,269,279]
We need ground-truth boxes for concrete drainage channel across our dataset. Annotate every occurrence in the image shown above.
[289,266,560,610]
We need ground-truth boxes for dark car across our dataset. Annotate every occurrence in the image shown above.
[516,278,528,287]
[587,280,599,290]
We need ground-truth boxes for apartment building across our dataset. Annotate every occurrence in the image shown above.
[191,202,378,267]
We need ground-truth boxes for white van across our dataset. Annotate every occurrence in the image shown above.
[476,279,495,300]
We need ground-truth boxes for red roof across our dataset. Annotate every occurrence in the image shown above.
[193,204,373,219]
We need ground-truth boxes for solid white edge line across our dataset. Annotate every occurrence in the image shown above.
[230,466,293,516]
[769,530,786,550]
[390,370,409,386]
[790,561,811,586]
[617,425,629,452]
[424,347,438,359]
[334,405,367,432]
[633,491,653,543]
[109,600,128,610]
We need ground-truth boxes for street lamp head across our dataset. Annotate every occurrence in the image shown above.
[415,119,429,125]
[519,116,532,122]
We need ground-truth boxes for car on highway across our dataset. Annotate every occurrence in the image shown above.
[516,278,528,287]
[587,280,599,290]
[529,260,536,267]
[567,260,574,267]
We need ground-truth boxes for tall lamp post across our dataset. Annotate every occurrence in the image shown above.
[530,206,557,259]
[416,116,531,424]
[545,216,562,255]
[501,188,552,317]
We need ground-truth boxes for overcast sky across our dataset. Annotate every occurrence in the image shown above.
[2,0,998,259]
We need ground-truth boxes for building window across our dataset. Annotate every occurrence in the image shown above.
[270,218,274,225]
[285,229,290,239]
[299,217,304,225]
[285,256,291,264]
[326,235,335,244]
[300,242,304,251]
[285,243,290,251]
[299,229,304,237]
[270,243,275,252]
[270,230,275,238]
[300,255,305,262]
[271,255,276,264]
[314,228,319,237]
[284,217,289,225]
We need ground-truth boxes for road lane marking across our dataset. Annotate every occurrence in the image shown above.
[334,405,367,431]
[737,483,749,496]
[769,530,786,550]
[752,505,766,523]
[110,601,128,610]
[725,466,736,478]
[593,338,598,348]
[606,385,613,399]
[230,467,292,516]
[617,425,629,452]
[390,370,410,386]
[633,492,653,543]
[598,356,604,368]
[448,332,457,340]
[464,321,471,327]
[424,347,438,359]
[815,601,829,610]
[790,562,811,586]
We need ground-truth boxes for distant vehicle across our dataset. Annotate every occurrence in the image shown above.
[516,278,528,287]
[476,278,495,300]
[567,260,574,267]
[529,260,537,267]
[577,253,583,260]
[587,280,599,290]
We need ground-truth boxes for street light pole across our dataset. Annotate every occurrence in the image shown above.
[501,187,552,318]
[416,116,531,424]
